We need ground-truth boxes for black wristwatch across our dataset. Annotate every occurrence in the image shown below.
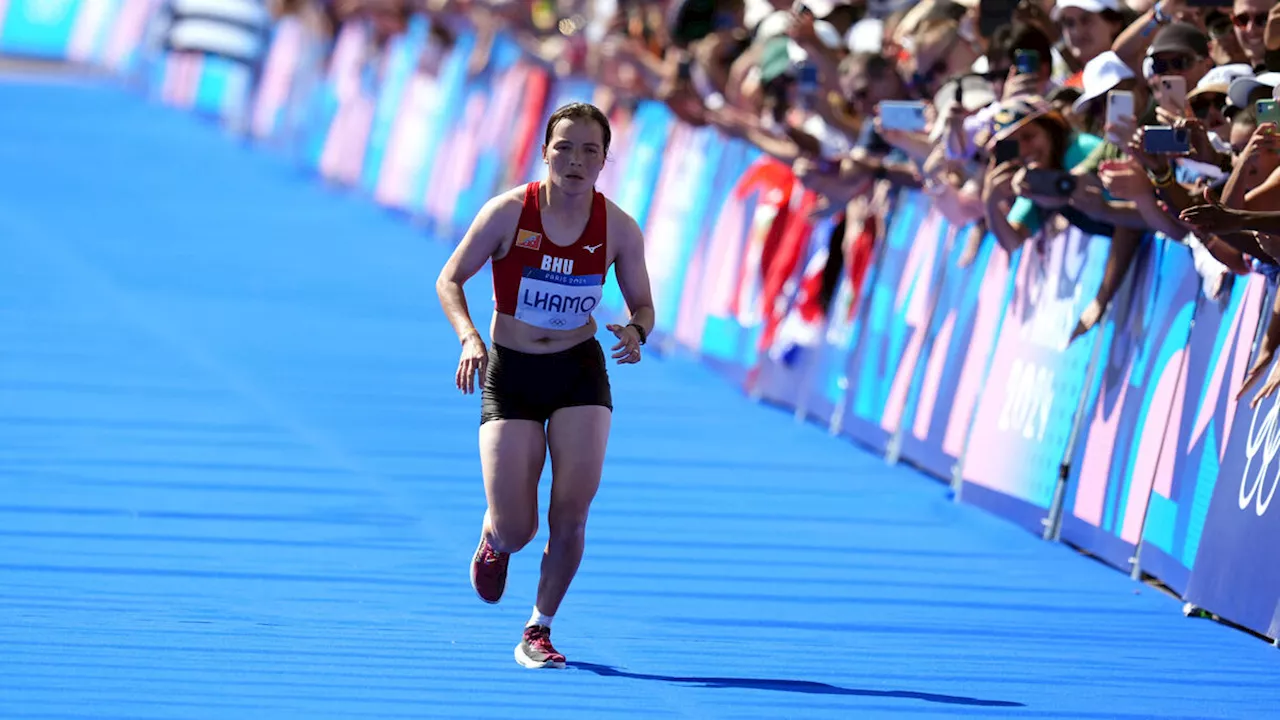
[628,323,648,345]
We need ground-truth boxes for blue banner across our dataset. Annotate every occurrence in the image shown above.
[1139,273,1268,594]
[1060,239,1199,570]
[839,189,941,452]
[1184,280,1280,637]
[959,227,1113,533]
[359,14,429,196]
[0,0,83,59]
[895,222,1009,480]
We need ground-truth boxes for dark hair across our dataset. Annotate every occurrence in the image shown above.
[1006,23,1053,68]
[544,102,612,156]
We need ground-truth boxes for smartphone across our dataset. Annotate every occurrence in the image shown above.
[795,62,819,111]
[1143,125,1191,154]
[1106,90,1135,126]
[1257,99,1280,126]
[878,100,929,132]
[994,137,1020,165]
[1153,75,1187,113]
[1023,168,1077,197]
[1014,49,1040,75]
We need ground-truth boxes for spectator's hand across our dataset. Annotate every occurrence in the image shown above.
[1181,197,1248,233]
[1105,113,1137,149]
[1002,68,1041,101]
[1240,345,1277,403]
[1238,123,1280,179]
[1099,158,1155,201]
[1127,127,1172,177]
[958,222,986,269]
[982,160,1019,207]
[1011,165,1071,209]
[1070,300,1106,344]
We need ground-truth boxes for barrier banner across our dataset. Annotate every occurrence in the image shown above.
[1060,239,1198,570]
[636,124,726,339]
[406,30,475,225]
[0,0,83,59]
[65,0,123,65]
[359,14,429,198]
[1138,273,1267,594]
[806,192,887,428]
[680,154,793,382]
[433,38,531,238]
[839,189,945,452]
[601,102,680,320]
[101,0,160,75]
[896,225,1012,480]
[297,20,372,173]
[669,137,759,359]
[1183,280,1280,639]
[959,225,1112,532]
[750,212,840,410]
[250,16,319,144]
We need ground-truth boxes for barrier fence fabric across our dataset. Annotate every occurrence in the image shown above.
[24,5,1280,644]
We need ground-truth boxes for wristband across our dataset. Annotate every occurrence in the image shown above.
[627,323,648,345]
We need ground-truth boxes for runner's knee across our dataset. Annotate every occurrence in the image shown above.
[491,513,538,553]
[547,506,589,543]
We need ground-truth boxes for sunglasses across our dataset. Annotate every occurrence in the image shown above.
[1151,55,1194,74]
[1233,12,1268,29]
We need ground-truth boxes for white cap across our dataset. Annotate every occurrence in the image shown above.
[1198,63,1255,92]
[1071,51,1135,113]
[846,17,884,54]
[1051,0,1121,21]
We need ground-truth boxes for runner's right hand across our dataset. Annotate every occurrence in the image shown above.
[456,332,488,395]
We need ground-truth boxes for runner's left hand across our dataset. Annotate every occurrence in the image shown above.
[607,323,643,364]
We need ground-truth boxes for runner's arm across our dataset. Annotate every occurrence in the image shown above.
[436,194,520,344]
[611,209,656,340]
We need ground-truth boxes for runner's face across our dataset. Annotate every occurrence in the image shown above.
[544,118,606,192]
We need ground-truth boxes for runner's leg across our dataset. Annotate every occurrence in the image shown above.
[538,404,611,615]
[514,404,609,669]
[471,419,545,603]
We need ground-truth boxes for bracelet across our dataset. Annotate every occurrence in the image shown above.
[460,329,482,346]
[627,323,648,345]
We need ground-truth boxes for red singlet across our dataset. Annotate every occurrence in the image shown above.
[492,181,609,331]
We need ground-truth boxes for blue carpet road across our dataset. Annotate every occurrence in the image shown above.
[0,77,1276,720]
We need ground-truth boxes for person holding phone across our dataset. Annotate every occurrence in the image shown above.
[980,97,1112,252]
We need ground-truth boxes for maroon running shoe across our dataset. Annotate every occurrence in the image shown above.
[515,625,566,669]
[470,535,509,604]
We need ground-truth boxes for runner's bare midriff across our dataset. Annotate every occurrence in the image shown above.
[490,311,599,354]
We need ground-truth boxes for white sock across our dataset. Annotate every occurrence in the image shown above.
[527,606,553,629]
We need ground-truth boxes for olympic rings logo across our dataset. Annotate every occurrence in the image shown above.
[1240,395,1280,517]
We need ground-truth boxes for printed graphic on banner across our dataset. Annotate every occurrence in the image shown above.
[1186,335,1280,640]
[896,224,1011,480]
[960,225,1112,532]
[1060,239,1198,571]
[0,0,82,59]
[838,189,942,452]
[1140,273,1266,595]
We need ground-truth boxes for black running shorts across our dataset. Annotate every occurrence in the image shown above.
[480,338,613,425]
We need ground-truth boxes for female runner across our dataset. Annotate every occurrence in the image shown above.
[435,102,655,669]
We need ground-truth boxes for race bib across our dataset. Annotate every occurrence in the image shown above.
[515,267,604,330]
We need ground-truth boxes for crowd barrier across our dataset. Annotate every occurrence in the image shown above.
[8,6,1280,645]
